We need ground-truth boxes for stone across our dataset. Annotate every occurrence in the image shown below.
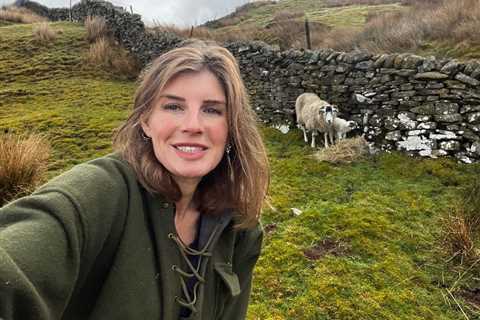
[396,136,435,151]
[355,60,374,70]
[408,130,427,136]
[414,72,449,80]
[429,130,459,140]
[395,69,416,77]
[398,112,417,129]
[435,101,459,114]
[419,56,437,72]
[435,114,463,123]
[426,82,444,89]
[470,141,480,156]
[416,115,431,121]
[455,73,480,86]
[440,60,461,75]
[374,54,388,68]
[403,55,424,69]
[439,140,461,151]
[418,122,437,130]
[385,130,402,141]
[445,80,466,89]
[411,104,436,115]
[467,112,480,123]
[461,105,480,113]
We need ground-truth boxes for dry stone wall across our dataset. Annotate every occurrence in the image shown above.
[20,0,480,163]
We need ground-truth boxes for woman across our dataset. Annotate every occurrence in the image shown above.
[0,40,269,320]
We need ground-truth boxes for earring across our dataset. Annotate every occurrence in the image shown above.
[225,143,232,155]
[141,130,151,142]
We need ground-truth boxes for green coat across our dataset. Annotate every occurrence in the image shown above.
[0,154,263,320]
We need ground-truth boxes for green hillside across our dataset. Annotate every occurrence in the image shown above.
[1,18,480,319]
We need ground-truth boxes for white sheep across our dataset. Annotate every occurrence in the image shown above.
[333,117,357,142]
[295,93,337,148]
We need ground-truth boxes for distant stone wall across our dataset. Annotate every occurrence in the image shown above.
[20,0,480,163]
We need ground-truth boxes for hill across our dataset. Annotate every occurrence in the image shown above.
[157,0,480,61]
[1,15,480,319]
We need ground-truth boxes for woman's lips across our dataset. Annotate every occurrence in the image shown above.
[172,144,207,160]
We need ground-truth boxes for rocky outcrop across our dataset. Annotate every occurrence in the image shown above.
[19,0,480,163]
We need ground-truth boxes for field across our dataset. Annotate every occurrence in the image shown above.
[1,17,480,320]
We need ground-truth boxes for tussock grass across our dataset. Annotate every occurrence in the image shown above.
[33,22,57,44]
[313,136,370,164]
[86,36,140,80]
[443,180,480,263]
[0,133,50,206]
[85,15,108,43]
[0,6,47,24]
[323,0,480,54]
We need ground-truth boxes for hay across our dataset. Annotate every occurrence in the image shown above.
[314,136,369,164]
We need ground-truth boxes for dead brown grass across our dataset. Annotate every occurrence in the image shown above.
[0,133,50,206]
[86,36,140,79]
[0,6,47,24]
[33,22,57,44]
[322,0,480,53]
[85,15,108,43]
[314,136,369,164]
[442,180,480,263]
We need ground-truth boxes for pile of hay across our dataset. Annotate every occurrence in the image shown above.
[314,136,370,164]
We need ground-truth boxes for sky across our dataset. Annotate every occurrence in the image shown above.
[0,0,252,27]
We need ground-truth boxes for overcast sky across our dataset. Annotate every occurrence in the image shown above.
[0,0,252,27]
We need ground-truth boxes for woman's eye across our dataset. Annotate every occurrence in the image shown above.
[204,106,223,115]
[162,104,182,111]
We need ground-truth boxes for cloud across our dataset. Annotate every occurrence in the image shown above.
[0,0,252,27]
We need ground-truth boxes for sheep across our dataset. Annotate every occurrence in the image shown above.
[333,117,357,142]
[295,93,338,148]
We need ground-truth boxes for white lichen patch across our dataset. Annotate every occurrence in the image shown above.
[398,113,417,129]
[397,136,434,151]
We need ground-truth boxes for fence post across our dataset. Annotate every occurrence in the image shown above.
[189,26,194,37]
[305,18,311,50]
[69,0,72,21]
[130,5,133,14]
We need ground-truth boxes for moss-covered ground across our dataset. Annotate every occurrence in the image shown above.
[0,21,135,177]
[1,20,479,319]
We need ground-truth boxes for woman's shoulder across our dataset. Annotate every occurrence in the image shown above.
[39,153,136,195]
[32,153,140,218]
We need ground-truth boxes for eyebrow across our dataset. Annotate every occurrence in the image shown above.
[159,94,226,105]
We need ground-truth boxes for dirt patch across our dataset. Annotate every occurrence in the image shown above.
[303,237,351,260]
[264,223,278,235]
[459,288,480,310]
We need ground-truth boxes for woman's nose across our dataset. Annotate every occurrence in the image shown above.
[181,108,203,134]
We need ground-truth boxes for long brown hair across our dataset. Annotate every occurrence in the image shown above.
[113,40,269,229]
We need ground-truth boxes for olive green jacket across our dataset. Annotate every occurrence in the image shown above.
[0,154,263,320]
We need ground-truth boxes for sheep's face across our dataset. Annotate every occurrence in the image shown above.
[323,105,337,125]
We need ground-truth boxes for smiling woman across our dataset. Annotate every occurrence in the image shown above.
[0,40,270,320]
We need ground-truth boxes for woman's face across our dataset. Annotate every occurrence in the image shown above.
[142,69,228,186]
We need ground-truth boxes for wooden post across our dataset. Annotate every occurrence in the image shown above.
[130,5,133,14]
[69,0,72,21]
[189,26,194,37]
[305,18,311,50]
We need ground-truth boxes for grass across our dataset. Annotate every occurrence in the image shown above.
[0,21,135,177]
[0,5,47,24]
[32,22,57,44]
[0,133,50,206]
[2,19,480,319]
[251,128,480,319]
